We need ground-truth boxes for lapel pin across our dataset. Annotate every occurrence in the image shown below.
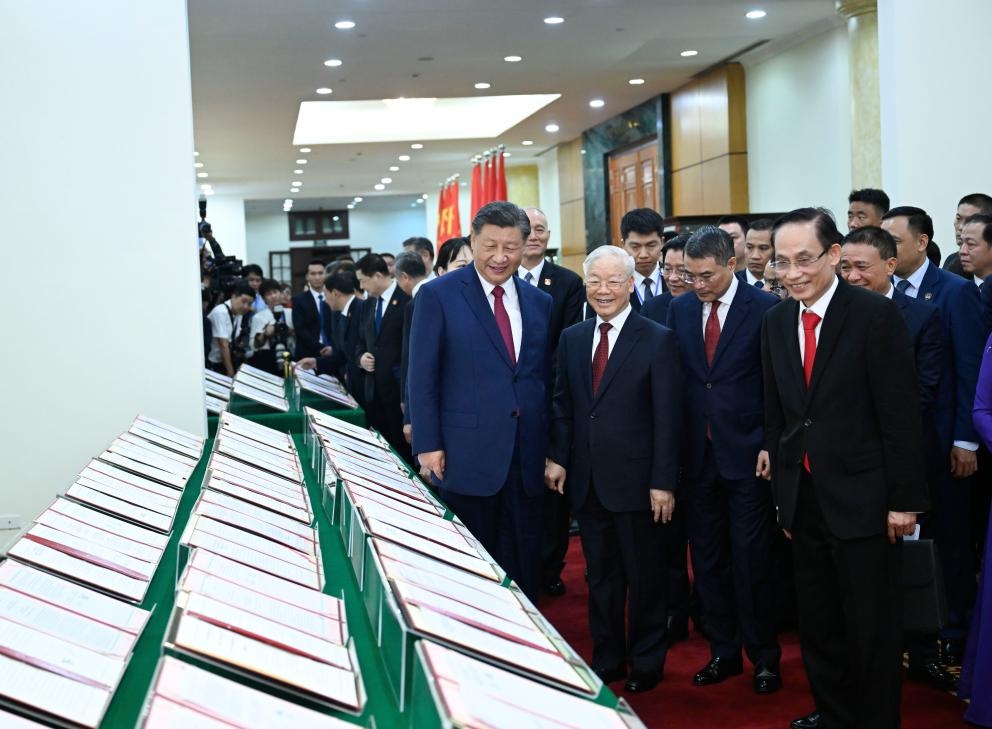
[391,299,398,306]
[544,278,552,286]
[924,292,933,301]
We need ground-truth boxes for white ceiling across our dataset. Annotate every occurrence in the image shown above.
[188,0,838,211]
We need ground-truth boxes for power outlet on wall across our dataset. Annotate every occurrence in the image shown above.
[0,515,23,530]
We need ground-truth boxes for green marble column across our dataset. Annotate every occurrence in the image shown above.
[837,0,881,187]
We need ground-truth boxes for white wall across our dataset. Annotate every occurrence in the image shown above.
[879,0,992,259]
[744,24,852,221]
[203,194,247,261]
[0,0,205,538]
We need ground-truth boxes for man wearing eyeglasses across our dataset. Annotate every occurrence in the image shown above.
[666,226,782,695]
[762,208,928,729]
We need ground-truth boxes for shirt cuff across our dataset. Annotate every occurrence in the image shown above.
[953,440,979,451]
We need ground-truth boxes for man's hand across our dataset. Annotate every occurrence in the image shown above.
[545,460,566,494]
[319,346,334,357]
[783,529,792,540]
[296,357,317,371]
[950,446,978,478]
[403,424,412,444]
[419,450,445,481]
[887,511,917,544]
[360,352,376,372]
[650,489,675,524]
[755,450,771,480]
[264,324,275,338]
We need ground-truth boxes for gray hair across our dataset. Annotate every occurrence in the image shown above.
[393,250,427,278]
[685,226,734,265]
[582,245,635,277]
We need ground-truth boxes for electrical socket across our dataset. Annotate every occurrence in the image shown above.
[0,515,23,530]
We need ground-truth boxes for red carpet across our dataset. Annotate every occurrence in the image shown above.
[539,537,971,729]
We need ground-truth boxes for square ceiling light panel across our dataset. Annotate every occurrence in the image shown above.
[293,94,561,145]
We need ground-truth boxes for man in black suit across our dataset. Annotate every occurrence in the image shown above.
[762,208,928,729]
[735,218,774,289]
[546,244,681,694]
[519,206,584,598]
[395,251,428,446]
[668,227,782,694]
[945,193,992,277]
[718,215,749,274]
[291,259,335,360]
[355,253,412,462]
[621,208,665,311]
[641,234,690,327]
[295,272,365,398]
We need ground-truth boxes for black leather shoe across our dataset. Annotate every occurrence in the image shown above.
[790,711,821,729]
[752,663,781,694]
[940,638,964,666]
[692,657,743,686]
[624,670,662,693]
[593,665,626,684]
[907,661,959,692]
[543,579,566,597]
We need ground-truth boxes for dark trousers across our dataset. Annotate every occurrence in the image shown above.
[664,501,693,628]
[364,395,412,466]
[793,472,904,729]
[576,485,669,675]
[438,442,542,602]
[929,469,975,638]
[685,446,780,666]
[540,489,571,584]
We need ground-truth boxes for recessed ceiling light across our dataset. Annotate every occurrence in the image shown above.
[628,78,645,85]
[199,184,212,190]
[398,155,411,161]
[410,143,423,149]
[299,147,311,153]
[334,20,356,29]
[421,194,428,199]
[589,98,605,108]
[416,199,424,204]
[194,162,204,168]
[296,159,307,164]
[374,183,385,190]
[381,177,393,184]
[354,196,363,202]
[316,87,333,95]
[504,55,522,63]
[194,151,199,157]
[503,152,512,158]
[292,181,302,187]
[284,199,293,203]
[522,139,534,145]
[197,172,209,178]
[745,9,766,19]
[680,49,698,57]
[474,82,491,90]
[545,123,559,133]
[294,169,304,174]
[389,165,400,171]
[347,203,355,209]
[544,16,564,25]
[324,58,343,67]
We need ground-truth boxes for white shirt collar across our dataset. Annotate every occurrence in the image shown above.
[745,268,763,287]
[596,302,633,332]
[378,278,398,305]
[475,267,518,301]
[310,287,326,304]
[633,266,660,292]
[717,272,739,307]
[518,260,545,283]
[895,257,929,292]
[412,279,426,297]
[341,294,356,316]
[801,275,839,319]
[883,284,894,299]
[976,275,984,288]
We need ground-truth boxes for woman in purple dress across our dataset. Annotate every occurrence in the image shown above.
[961,332,992,725]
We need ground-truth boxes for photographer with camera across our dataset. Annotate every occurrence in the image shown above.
[248,278,295,375]
[207,280,254,376]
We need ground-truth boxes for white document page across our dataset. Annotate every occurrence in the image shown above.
[194,501,314,554]
[65,483,173,533]
[205,478,311,523]
[182,533,320,590]
[142,696,233,729]
[127,424,203,460]
[366,521,491,577]
[209,453,303,488]
[49,498,169,550]
[133,415,204,450]
[34,510,163,565]
[189,517,318,575]
[201,490,314,539]
[23,524,155,581]
[82,461,183,501]
[0,653,110,729]
[373,537,500,583]
[0,708,52,728]
[347,482,441,516]
[97,451,186,489]
[74,475,178,517]
[109,438,193,475]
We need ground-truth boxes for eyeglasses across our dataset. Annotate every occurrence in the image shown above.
[662,265,686,277]
[680,271,718,285]
[770,250,828,271]
[584,279,628,290]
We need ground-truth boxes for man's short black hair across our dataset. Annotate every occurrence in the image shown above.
[380,252,396,262]
[393,250,427,278]
[963,213,992,246]
[471,202,530,239]
[241,264,264,278]
[258,278,282,297]
[662,234,689,260]
[749,218,774,232]
[772,207,843,251]
[306,259,326,270]
[355,253,390,277]
[848,188,890,215]
[883,206,934,241]
[402,236,434,259]
[325,272,357,295]
[229,281,254,300]
[958,193,992,213]
[620,208,664,241]
[718,215,750,234]
[685,226,734,265]
[843,226,897,260]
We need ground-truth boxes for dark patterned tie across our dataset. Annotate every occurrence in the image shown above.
[591,322,612,394]
[493,285,516,366]
[704,302,721,367]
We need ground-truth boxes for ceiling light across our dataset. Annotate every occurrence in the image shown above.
[411,143,424,149]
[381,177,393,184]
[389,165,400,171]
[745,9,766,19]
[199,184,212,190]
[293,170,303,175]
[194,151,199,157]
[416,198,424,204]
[503,152,512,158]
[296,159,307,164]
[421,194,428,199]
[522,139,534,146]
[354,196,363,202]
[284,199,293,203]
[374,183,385,190]
[292,182,302,187]
[545,123,559,133]
[197,172,209,178]
[316,87,333,95]
[334,20,356,29]
[194,162,203,169]
[589,98,605,108]
[324,58,343,67]
[398,155,411,161]
[680,50,698,57]
[474,82,491,90]
[544,16,564,25]
[504,55,522,62]
[299,147,311,153]
[628,78,645,85]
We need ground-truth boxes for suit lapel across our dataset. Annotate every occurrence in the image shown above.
[710,287,751,370]
[806,282,851,402]
[684,296,707,374]
[593,314,642,405]
[917,261,939,303]
[461,270,514,369]
[578,320,595,399]
[780,298,805,398]
[537,262,554,294]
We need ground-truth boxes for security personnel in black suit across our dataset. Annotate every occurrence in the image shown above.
[519,208,584,597]
[291,259,335,360]
[355,253,412,462]
[621,209,666,312]
[296,272,366,399]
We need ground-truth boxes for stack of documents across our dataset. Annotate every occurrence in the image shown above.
[0,560,151,728]
[294,369,358,409]
[232,364,290,412]
[205,369,232,415]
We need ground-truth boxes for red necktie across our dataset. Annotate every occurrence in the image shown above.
[591,322,612,394]
[802,310,821,471]
[704,301,721,367]
[493,285,516,367]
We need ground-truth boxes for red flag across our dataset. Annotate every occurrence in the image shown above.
[470,160,482,218]
[487,152,498,204]
[495,149,507,201]
[480,155,490,206]
[436,180,462,243]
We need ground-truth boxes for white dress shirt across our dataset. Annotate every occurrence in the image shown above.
[701,274,739,338]
[633,267,662,304]
[797,275,839,360]
[591,303,633,359]
[745,269,765,288]
[476,269,522,359]
[518,260,545,286]
[892,258,930,298]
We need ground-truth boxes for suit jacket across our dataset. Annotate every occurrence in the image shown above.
[400,296,416,424]
[915,262,984,448]
[316,297,364,395]
[892,288,942,418]
[761,279,929,539]
[532,261,584,359]
[548,311,681,512]
[409,265,552,498]
[356,285,410,407]
[291,290,335,359]
[640,291,674,328]
[667,282,779,481]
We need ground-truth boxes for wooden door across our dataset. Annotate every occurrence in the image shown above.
[608,139,659,245]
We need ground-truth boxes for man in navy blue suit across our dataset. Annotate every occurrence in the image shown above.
[409,202,552,602]
[546,244,680,693]
[666,226,782,693]
[884,206,984,662]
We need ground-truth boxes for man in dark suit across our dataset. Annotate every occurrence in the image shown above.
[356,253,412,463]
[945,193,992,278]
[394,251,428,445]
[621,208,665,311]
[410,202,552,603]
[735,218,775,289]
[546,244,680,694]
[884,206,984,664]
[291,259,335,360]
[295,272,365,398]
[763,208,928,729]
[718,215,749,274]
[641,234,690,327]
[667,227,782,693]
[518,206,584,598]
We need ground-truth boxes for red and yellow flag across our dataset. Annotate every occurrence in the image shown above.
[436,179,462,243]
